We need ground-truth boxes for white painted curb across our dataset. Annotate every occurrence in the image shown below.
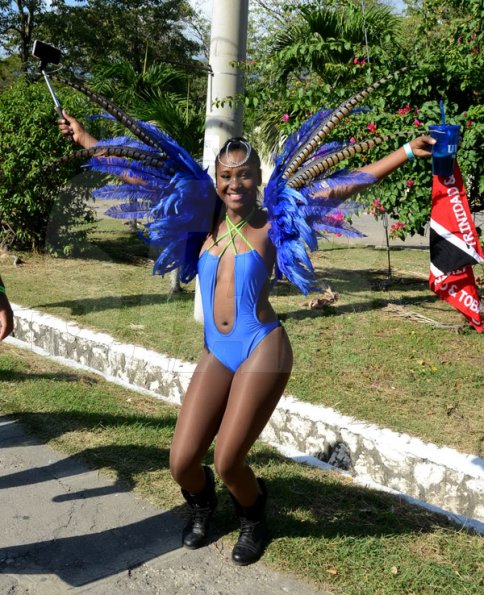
[6,304,484,530]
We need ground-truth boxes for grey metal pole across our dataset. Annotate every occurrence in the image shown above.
[195,0,250,322]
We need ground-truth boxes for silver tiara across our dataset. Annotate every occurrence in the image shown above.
[217,140,252,168]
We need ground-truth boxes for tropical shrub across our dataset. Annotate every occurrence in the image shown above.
[0,80,100,254]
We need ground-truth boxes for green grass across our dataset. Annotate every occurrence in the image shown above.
[1,344,483,595]
[3,217,484,454]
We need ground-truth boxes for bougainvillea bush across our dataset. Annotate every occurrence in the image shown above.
[241,0,483,240]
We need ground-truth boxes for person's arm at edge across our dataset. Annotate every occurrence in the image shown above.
[0,275,14,342]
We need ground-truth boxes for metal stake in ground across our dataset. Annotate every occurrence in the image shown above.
[382,211,392,279]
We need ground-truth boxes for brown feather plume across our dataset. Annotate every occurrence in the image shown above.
[282,68,408,179]
[52,76,165,152]
[286,132,410,189]
[47,145,168,171]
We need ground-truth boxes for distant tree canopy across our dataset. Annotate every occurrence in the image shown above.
[0,0,209,252]
[0,0,205,76]
[1,0,482,249]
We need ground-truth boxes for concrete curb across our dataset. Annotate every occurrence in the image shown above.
[7,304,484,530]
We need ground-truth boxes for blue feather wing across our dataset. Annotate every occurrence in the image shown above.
[279,107,371,170]
[266,102,379,295]
[264,160,377,294]
[82,120,217,283]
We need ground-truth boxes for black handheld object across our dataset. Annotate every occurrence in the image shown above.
[32,40,64,119]
[32,40,62,66]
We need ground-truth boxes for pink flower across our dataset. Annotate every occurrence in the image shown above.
[414,108,420,114]
[353,57,360,64]
[389,221,406,239]
[349,137,356,144]
[360,60,366,65]
[367,121,377,133]
[466,120,473,128]
[281,114,290,122]
[373,198,385,212]
[368,197,386,216]
[406,179,414,188]
[413,119,422,127]
[398,103,411,116]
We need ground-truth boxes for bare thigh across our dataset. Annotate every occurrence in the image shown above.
[169,348,234,492]
[214,326,293,501]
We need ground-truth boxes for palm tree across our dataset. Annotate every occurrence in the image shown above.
[272,1,402,85]
[90,59,205,156]
[248,1,403,156]
[89,59,206,293]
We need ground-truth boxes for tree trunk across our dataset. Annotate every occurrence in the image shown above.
[169,268,181,294]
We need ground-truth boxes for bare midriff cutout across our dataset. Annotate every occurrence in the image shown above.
[255,279,278,325]
[212,251,236,334]
[211,250,277,334]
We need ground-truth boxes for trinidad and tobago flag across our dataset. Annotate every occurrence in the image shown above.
[429,163,483,332]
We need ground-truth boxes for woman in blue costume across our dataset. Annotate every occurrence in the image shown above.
[59,107,434,565]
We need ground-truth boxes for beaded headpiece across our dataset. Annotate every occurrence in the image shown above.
[217,140,252,168]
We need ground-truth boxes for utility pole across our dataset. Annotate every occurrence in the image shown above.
[195,0,250,321]
[202,0,249,175]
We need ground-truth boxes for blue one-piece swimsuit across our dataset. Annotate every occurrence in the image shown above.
[198,212,281,373]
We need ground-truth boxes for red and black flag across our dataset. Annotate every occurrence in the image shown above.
[429,163,483,332]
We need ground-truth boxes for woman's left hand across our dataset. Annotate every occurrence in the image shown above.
[408,135,436,159]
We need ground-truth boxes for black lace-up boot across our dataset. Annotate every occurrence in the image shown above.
[230,478,267,566]
[181,466,217,549]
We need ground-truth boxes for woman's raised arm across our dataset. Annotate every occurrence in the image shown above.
[360,135,436,181]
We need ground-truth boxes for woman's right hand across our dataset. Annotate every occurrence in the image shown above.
[58,110,98,149]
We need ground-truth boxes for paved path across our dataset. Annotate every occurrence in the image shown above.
[330,212,428,249]
[330,211,484,249]
[0,417,327,594]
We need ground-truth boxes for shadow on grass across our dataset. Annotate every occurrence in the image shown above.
[0,368,87,384]
[0,413,473,589]
[34,290,194,315]
[1,412,460,542]
[4,410,176,444]
[312,267,428,293]
[0,442,168,497]
[84,232,152,265]
[274,265,434,321]
[0,411,174,498]
[280,294,435,322]
[244,451,461,541]
[273,265,428,297]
